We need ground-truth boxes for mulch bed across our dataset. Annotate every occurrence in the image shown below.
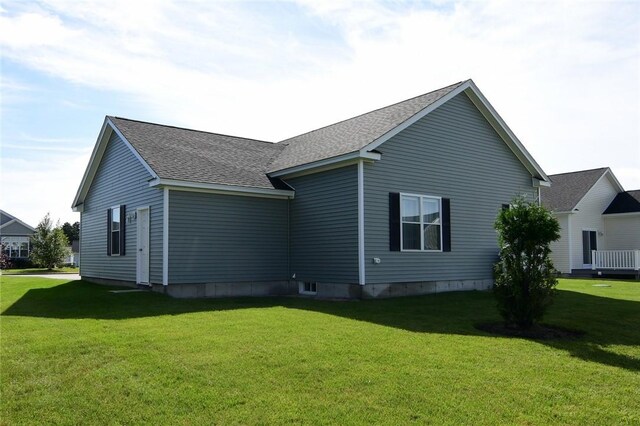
[475,322,585,340]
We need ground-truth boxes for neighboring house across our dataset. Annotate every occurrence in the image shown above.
[0,210,35,260]
[72,79,551,298]
[541,168,640,277]
[63,240,80,267]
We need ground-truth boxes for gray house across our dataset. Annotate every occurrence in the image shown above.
[72,80,550,298]
[1,210,35,261]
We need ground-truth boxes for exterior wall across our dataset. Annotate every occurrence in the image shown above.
[81,132,164,283]
[549,214,571,273]
[568,174,619,269]
[364,92,536,284]
[0,221,34,235]
[168,190,289,284]
[0,213,13,226]
[604,215,640,250]
[286,165,359,284]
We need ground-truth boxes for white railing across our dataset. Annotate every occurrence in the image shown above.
[592,250,640,270]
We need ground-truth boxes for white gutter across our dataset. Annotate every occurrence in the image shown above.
[269,151,381,178]
[149,178,295,199]
[357,160,365,286]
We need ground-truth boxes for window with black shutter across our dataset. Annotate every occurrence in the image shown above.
[390,193,451,252]
[107,205,126,256]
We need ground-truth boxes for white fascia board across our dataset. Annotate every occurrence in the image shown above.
[71,117,112,209]
[360,82,471,154]
[0,210,16,221]
[603,168,625,193]
[0,218,36,232]
[533,178,551,187]
[71,117,158,209]
[463,81,550,183]
[269,151,381,178]
[106,118,159,180]
[150,178,295,199]
[573,169,621,212]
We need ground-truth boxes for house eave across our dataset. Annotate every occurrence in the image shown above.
[71,117,158,210]
[149,178,295,199]
[269,151,381,178]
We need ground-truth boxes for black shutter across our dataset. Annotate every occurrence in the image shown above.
[120,205,126,256]
[107,208,112,256]
[389,193,400,251]
[442,198,451,252]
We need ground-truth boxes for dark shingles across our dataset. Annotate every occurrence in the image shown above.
[603,190,640,214]
[540,168,609,212]
[109,117,285,189]
[268,81,466,172]
[107,81,467,188]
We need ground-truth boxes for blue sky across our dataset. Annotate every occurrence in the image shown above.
[1,0,639,226]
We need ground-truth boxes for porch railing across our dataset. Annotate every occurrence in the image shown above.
[592,250,640,270]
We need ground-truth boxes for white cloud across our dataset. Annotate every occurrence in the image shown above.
[0,0,639,230]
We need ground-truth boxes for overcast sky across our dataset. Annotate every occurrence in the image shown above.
[1,0,639,226]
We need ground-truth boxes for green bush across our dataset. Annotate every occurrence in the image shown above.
[494,197,560,329]
[29,213,71,270]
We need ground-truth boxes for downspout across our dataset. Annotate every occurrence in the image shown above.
[358,160,365,286]
[162,187,169,286]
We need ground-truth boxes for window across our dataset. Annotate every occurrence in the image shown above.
[1,237,30,258]
[401,194,442,251]
[299,282,317,295]
[107,205,126,256]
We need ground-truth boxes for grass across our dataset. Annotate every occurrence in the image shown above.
[1,277,638,425]
[1,267,79,275]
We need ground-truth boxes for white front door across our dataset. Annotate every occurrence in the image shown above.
[137,207,150,284]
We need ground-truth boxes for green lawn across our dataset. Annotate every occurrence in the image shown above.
[2,267,79,275]
[1,277,638,425]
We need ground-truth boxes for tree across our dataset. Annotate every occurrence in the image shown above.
[61,221,80,242]
[30,213,71,270]
[493,197,561,329]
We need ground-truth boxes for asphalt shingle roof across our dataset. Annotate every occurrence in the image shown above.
[268,81,465,172]
[108,81,467,189]
[603,190,640,214]
[109,117,285,189]
[540,168,609,212]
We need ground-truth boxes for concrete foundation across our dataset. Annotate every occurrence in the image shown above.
[82,276,140,288]
[159,280,298,298]
[83,276,493,299]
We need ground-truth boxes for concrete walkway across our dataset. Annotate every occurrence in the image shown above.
[2,273,81,281]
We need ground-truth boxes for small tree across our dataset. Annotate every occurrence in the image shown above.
[494,197,561,329]
[30,213,71,270]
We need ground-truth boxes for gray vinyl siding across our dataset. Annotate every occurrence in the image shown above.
[80,132,164,283]
[168,191,288,283]
[287,165,359,284]
[364,92,536,283]
[0,213,14,226]
[0,221,33,236]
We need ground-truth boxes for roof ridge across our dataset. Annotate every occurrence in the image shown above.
[548,167,609,178]
[109,116,278,146]
[277,80,466,145]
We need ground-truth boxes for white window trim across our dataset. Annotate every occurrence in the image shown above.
[110,205,122,257]
[399,193,443,253]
